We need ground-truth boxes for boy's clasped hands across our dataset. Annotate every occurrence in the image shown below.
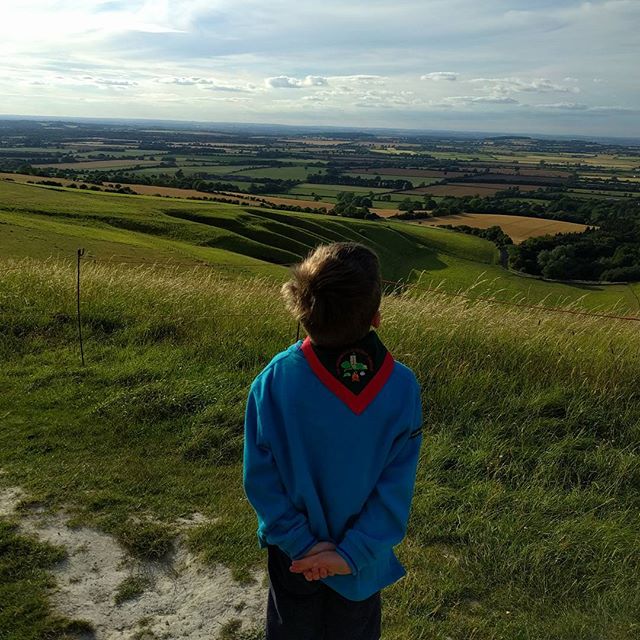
[289,541,351,581]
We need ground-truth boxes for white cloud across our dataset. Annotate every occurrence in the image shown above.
[421,71,458,81]
[91,77,138,87]
[156,76,258,92]
[470,77,579,94]
[265,75,328,89]
[328,75,386,85]
[0,1,637,136]
[439,95,519,106]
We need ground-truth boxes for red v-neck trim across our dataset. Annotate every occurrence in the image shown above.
[301,337,395,415]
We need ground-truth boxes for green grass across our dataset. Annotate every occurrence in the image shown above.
[289,183,391,197]
[1,179,638,312]
[345,173,441,187]
[233,166,326,180]
[128,165,254,177]
[1,259,639,639]
[0,520,93,639]
[114,576,151,605]
[0,179,492,282]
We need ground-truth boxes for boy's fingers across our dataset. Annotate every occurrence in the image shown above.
[290,556,315,571]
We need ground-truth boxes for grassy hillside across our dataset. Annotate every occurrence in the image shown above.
[1,258,639,639]
[0,179,491,282]
[2,179,639,312]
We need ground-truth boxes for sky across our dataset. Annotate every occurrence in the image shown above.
[1,0,639,137]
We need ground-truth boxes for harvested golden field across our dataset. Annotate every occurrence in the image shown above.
[408,183,542,197]
[371,208,401,218]
[411,212,589,243]
[33,159,159,169]
[1,172,77,187]
[220,191,332,210]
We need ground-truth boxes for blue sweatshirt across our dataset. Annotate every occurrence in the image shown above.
[242,335,423,601]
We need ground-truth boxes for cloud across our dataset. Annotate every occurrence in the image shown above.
[439,95,519,106]
[329,75,386,84]
[159,77,209,85]
[1,1,638,136]
[470,77,579,94]
[421,71,458,81]
[156,76,257,92]
[589,105,636,114]
[526,103,637,114]
[91,77,138,86]
[265,75,328,89]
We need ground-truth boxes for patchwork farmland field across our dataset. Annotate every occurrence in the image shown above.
[33,159,160,169]
[407,183,543,197]
[1,119,639,289]
[2,119,640,640]
[413,213,590,243]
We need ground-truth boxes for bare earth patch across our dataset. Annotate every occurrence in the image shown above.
[0,487,268,639]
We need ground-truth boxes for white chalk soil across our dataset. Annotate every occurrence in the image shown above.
[0,487,268,639]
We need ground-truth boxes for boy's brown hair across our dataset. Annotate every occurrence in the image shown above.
[282,242,381,347]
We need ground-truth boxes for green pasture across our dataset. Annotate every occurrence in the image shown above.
[492,153,640,170]
[173,154,252,162]
[1,180,638,312]
[344,173,441,187]
[73,149,165,159]
[129,165,258,177]
[428,151,498,161]
[1,258,639,639]
[0,180,480,282]
[289,183,390,197]
[38,160,159,171]
[233,166,326,180]
[569,188,639,199]
[0,147,64,153]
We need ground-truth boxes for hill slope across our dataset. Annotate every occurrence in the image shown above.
[1,258,638,639]
[1,178,639,311]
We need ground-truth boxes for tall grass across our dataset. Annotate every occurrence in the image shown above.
[1,257,639,640]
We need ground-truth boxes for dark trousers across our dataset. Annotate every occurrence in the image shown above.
[266,544,381,640]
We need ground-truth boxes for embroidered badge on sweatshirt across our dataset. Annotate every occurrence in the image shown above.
[338,349,372,385]
[301,331,394,415]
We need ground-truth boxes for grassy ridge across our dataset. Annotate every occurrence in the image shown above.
[2,179,639,312]
[0,180,496,282]
[1,258,639,639]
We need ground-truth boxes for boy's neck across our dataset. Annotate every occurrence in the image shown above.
[309,329,375,350]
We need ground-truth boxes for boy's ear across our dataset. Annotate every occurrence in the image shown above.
[371,310,381,328]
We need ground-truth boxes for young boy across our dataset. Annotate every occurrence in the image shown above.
[243,242,423,640]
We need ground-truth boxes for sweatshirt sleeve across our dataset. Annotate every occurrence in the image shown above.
[335,382,423,576]
[242,376,318,561]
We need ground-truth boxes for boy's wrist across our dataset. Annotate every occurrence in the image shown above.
[291,536,319,561]
[334,545,359,576]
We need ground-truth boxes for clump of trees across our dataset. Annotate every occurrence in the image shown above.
[509,201,640,281]
[333,192,378,219]
[307,172,413,191]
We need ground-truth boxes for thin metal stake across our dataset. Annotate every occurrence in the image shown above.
[76,248,86,366]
